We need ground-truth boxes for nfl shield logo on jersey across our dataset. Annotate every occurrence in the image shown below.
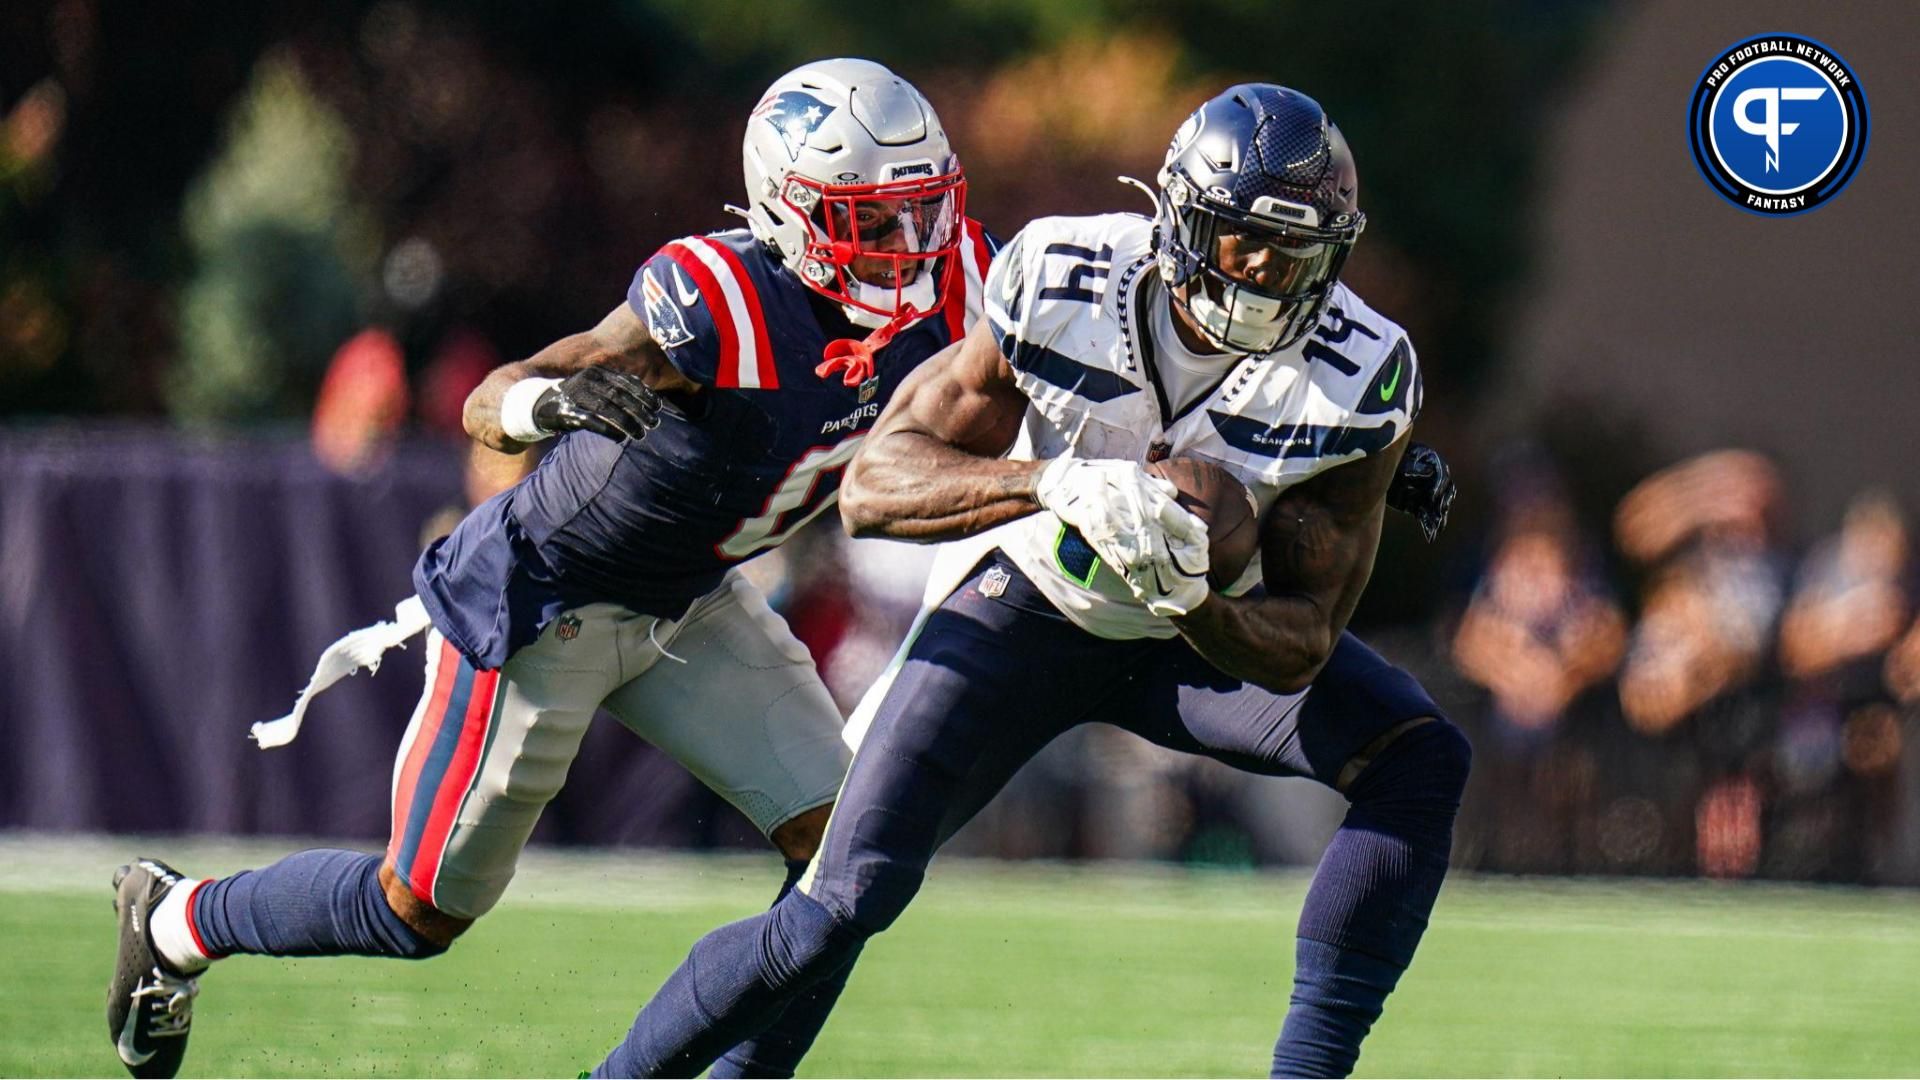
[554,614,583,642]
[858,375,880,404]
[979,564,1011,599]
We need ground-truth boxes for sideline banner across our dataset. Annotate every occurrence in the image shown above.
[0,428,743,848]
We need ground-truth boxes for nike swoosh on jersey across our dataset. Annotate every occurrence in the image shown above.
[118,993,156,1066]
[672,267,700,307]
[1379,358,1402,402]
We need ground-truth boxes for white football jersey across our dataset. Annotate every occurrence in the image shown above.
[958,212,1419,640]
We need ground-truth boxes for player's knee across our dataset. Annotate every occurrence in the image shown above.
[764,889,868,984]
[377,862,472,954]
[1404,717,1472,799]
[1346,717,1472,812]
[770,802,833,862]
[1424,718,1473,799]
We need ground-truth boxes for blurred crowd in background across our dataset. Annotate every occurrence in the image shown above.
[7,1,1919,885]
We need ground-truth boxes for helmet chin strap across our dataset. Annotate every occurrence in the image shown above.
[842,272,936,329]
[816,265,940,387]
[817,303,922,387]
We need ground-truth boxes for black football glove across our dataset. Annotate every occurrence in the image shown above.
[1387,442,1456,543]
[532,367,662,443]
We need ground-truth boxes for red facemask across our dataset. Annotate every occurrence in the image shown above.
[786,169,968,387]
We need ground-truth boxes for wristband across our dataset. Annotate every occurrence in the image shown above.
[500,377,562,444]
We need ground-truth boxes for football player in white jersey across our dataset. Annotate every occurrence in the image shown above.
[593,85,1462,1079]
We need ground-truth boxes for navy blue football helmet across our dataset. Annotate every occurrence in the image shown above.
[1153,85,1365,354]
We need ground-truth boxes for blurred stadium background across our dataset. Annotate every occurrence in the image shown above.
[4,1,1919,1075]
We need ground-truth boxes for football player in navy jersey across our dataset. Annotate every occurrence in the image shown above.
[592,85,1461,1079]
[106,58,993,1080]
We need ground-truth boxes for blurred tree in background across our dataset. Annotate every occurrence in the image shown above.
[172,54,372,421]
[0,0,1607,423]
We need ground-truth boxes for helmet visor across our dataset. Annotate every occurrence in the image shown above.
[820,187,960,254]
[1166,194,1360,353]
[1206,218,1344,301]
[787,170,966,315]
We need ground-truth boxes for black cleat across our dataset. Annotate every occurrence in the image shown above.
[107,859,200,1078]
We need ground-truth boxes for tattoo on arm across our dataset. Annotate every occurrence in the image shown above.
[841,320,1044,542]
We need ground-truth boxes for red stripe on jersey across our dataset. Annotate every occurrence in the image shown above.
[943,219,991,342]
[412,667,500,907]
[940,260,966,343]
[968,220,992,290]
[700,238,779,390]
[940,228,968,342]
[387,637,460,867]
[662,242,742,389]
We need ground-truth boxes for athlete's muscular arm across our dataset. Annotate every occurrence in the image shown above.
[840,319,1046,541]
[463,303,700,453]
[1170,435,1410,694]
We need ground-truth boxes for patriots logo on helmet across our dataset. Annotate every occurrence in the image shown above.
[639,267,696,348]
[757,90,837,162]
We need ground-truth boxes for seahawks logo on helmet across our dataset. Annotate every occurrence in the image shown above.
[758,90,837,162]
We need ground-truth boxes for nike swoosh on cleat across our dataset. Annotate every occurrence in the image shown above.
[118,992,155,1067]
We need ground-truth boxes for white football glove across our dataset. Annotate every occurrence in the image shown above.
[1035,457,1211,616]
[1120,522,1212,617]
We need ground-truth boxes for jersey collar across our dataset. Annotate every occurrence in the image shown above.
[1118,258,1264,457]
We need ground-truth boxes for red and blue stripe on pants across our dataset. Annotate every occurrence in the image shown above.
[388,637,500,907]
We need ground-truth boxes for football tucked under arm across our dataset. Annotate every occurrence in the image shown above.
[1168,438,1407,693]
[1143,457,1262,590]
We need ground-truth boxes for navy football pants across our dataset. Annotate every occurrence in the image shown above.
[810,554,1446,933]
[597,553,1460,1076]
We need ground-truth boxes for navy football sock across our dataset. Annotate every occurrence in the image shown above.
[710,861,856,1079]
[595,890,864,1079]
[1272,720,1471,1078]
[190,849,445,960]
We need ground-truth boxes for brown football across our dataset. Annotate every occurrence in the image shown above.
[1145,456,1262,590]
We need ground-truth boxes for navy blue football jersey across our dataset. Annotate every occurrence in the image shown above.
[414,223,995,668]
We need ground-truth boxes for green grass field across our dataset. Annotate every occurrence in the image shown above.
[4,835,1919,1078]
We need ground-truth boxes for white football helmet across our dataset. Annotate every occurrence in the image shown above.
[741,58,966,329]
